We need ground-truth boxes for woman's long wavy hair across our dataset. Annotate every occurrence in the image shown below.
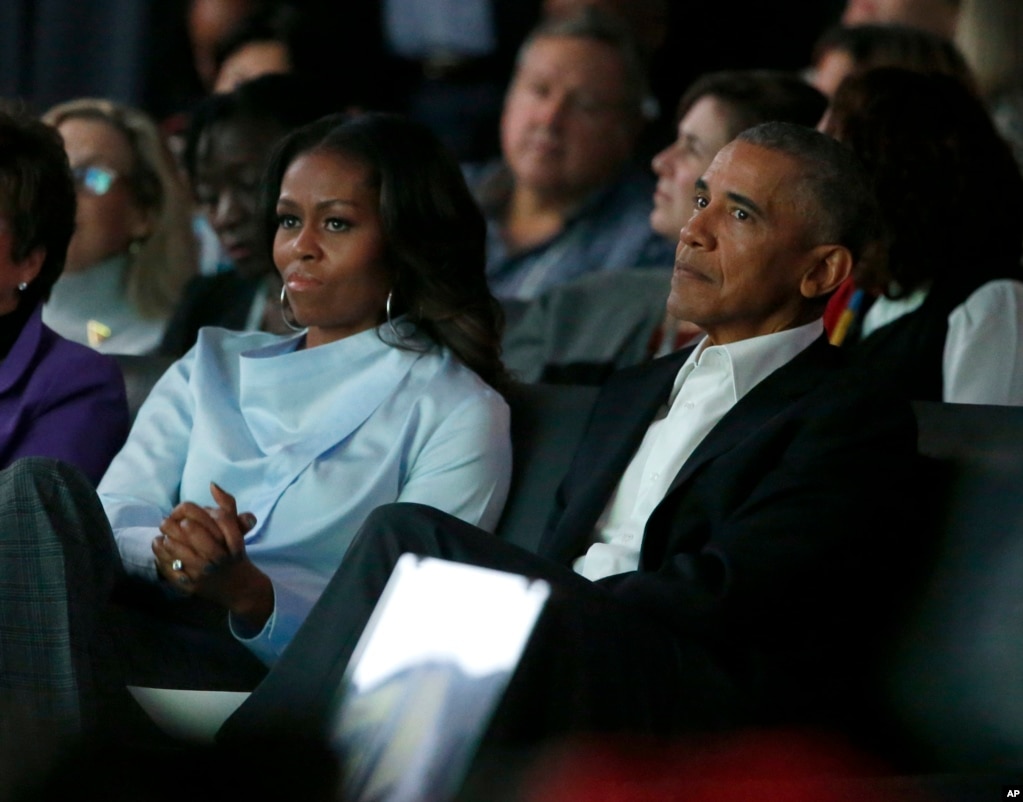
[826,67,1023,298]
[262,112,509,391]
[43,98,196,318]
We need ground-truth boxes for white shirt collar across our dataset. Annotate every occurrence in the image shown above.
[670,319,824,405]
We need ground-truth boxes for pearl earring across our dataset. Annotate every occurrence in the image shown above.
[17,282,27,291]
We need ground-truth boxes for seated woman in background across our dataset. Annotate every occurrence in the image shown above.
[159,74,341,357]
[824,67,1023,404]
[41,99,196,354]
[0,113,512,740]
[502,69,827,383]
[0,108,129,483]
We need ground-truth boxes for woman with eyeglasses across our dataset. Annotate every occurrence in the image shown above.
[0,108,129,484]
[41,99,196,354]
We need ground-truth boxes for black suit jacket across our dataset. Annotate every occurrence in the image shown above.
[540,335,920,726]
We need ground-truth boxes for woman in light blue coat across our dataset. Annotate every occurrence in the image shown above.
[0,113,512,740]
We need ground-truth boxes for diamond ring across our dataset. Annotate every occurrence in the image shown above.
[171,559,184,572]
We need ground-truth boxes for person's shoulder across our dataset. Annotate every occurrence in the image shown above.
[578,167,661,242]
[591,165,655,213]
[794,344,915,430]
[460,160,511,213]
[599,345,691,396]
[413,343,508,408]
[38,323,122,381]
[460,159,505,190]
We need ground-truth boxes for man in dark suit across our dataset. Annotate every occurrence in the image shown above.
[217,122,917,748]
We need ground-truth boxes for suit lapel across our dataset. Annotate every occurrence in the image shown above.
[664,336,838,496]
[641,336,840,560]
[662,335,838,497]
[540,348,692,563]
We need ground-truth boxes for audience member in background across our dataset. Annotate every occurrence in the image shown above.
[955,0,1023,171]
[464,8,674,303]
[824,68,1023,404]
[41,100,196,355]
[840,0,961,38]
[0,109,129,484]
[503,71,827,383]
[809,22,973,98]
[159,75,339,357]
[0,113,511,745]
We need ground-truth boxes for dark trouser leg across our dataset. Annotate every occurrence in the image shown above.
[220,503,738,746]
[0,458,125,747]
[0,458,266,759]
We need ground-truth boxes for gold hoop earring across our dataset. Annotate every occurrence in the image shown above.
[279,285,304,332]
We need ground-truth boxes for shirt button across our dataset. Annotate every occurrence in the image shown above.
[650,472,660,481]
[684,401,695,410]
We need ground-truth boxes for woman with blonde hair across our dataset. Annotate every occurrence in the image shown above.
[42,99,196,354]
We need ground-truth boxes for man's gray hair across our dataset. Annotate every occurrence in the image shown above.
[737,122,880,263]
[516,7,651,120]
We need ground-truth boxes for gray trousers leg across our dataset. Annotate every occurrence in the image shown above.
[0,458,265,760]
[0,458,123,751]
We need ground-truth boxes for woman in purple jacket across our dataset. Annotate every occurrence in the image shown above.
[0,108,129,483]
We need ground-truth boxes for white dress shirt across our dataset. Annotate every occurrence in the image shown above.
[573,320,823,581]
[862,279,1023,405]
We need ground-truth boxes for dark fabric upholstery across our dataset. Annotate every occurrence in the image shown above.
[881,402,1023,772]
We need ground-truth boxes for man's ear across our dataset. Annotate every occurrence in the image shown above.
[800,244,853,301]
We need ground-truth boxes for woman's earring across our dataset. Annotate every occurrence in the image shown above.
[279,285,304,332]
[17,282,27,292]
[385,290,399,339]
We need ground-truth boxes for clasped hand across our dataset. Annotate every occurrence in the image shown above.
[152,482,273,630]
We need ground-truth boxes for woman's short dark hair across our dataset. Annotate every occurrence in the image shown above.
[826,67,1023,298]
[261,112,508,390]
[0,106,76,306]
[676,70,828,142]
